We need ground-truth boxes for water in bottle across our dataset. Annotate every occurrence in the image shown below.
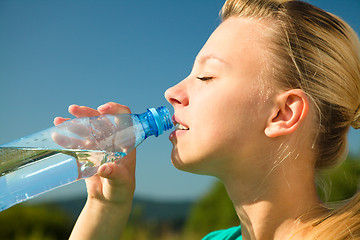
[0,106,173,211]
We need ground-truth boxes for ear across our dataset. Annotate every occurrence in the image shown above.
[264,89,309,138]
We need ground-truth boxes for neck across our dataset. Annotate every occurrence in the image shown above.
[220,152,326,240]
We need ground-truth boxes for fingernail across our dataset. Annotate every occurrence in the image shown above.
[98,104,110,111]
[68,104,78,111]
[55,117,70,122]
[99,164,111,175]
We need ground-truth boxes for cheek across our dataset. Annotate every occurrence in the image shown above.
[189,110,243,159]
[172,84,264,170]
[170,119,225,171]
[193,93,261,153]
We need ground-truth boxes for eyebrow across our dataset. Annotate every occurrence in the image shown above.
[195,54,230,66]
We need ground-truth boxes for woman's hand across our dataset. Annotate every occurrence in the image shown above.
[55,102,136,240]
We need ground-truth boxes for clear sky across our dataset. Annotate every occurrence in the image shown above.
[0,0,359,203]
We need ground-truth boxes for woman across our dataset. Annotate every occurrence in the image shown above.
[55,0,360,239]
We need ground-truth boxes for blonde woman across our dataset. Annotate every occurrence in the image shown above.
[55,0,360,239]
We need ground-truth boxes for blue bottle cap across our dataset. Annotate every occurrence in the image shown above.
[148,108,164,136]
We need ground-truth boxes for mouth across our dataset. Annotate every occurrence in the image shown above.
[172,116,190,131]
[169,116,189,141]
[175,123,190,130]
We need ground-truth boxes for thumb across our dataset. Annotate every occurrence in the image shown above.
[97,151,136,182]
[98,163,114,178]
[97,162,136,204]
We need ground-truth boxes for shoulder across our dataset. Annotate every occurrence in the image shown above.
[202,226,242,240]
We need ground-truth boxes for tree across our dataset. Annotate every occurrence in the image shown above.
[184,181,239,238]
[317,155,360,203]
[0,204,72,240]
[184,155,360,238]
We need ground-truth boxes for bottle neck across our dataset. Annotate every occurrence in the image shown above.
[138,107,173,138]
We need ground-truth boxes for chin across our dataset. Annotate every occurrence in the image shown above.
[170,150,215,176]
[170,149,188,171]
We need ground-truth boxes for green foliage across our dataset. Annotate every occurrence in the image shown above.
[182,156,360,239]
[122,181,239,240]
[0,204,72,240]
[1,156,359,240]
[316,155,360,203]
[122,201,190,240]
[184,181,239,238]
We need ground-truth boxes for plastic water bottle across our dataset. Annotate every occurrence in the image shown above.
[0,106,173,211]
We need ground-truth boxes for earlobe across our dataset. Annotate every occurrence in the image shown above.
[264,89,309,138]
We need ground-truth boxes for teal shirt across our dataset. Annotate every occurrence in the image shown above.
[202,226,242,240]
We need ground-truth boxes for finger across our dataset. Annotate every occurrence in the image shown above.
[98,103,132,131]
[120,151,136,176]
[98,161,136,199]
[52,132,98,150]
[58,117,106,139]
[61,119,93,138]
[97,163,130,190]
[98,163,113,177]
[54,112,116,151]
[97,102,131,115]
[69,104,100,118]
[98,151,136,180]
[54,117,71,126]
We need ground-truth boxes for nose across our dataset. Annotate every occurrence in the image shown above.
[165,80,189,107]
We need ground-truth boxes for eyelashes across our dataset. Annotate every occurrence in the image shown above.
[197,76,214,81]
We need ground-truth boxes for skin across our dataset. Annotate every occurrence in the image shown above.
[165,17,325,240]
[61,17,327,240]
[55,103,136,240]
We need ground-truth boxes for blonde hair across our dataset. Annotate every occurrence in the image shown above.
[221,0,360,239]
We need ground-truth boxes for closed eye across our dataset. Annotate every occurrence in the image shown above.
[197,76,214,81]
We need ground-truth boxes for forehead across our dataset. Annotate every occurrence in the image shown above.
[197,17,272,68]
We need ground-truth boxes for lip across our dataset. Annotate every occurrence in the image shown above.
[172,115,189,129]
[169,115,189,140]
[171,115,177,126]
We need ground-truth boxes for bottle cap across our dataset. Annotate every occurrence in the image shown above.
[148,108,164,136]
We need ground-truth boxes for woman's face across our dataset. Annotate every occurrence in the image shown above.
[165,17,275,176]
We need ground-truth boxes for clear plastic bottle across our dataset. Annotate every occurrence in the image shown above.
[0,106,173,211]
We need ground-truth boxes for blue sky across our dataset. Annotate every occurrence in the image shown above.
[0,0,359,203]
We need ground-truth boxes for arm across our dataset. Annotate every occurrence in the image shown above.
[55,102,136,240]
[69,153,135,240]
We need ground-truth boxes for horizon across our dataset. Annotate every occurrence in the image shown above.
[0,0,359,204]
